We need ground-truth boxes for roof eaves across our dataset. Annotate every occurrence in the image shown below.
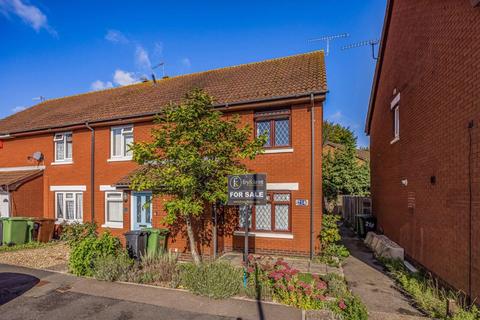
[365,0,394,135]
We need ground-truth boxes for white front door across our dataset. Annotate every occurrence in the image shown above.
[0,192,10,218]
[131,192,152,230]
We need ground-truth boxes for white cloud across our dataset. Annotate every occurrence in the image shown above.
[181,57,191,68]
[105,29,128,44]
[328,111,343,121]
[0,0,56,36]
[12,105,26,113]
[90,80,113,91]
[113,69,137,86]
[135,45,151,70]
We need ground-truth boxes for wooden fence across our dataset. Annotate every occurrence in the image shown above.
[341,195,372,226]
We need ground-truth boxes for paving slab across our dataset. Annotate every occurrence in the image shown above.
[340,225,429,319]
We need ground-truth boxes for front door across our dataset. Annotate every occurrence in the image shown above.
[0,192,10,218]
[131,192,152,230]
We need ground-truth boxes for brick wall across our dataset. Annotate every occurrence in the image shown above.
[0,100,323,256]
[369,0,480,298]
[11,175,44,217]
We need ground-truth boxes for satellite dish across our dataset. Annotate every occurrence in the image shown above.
[32,151,44,161]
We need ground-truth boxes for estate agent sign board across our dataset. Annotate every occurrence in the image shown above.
[227,174,267,205]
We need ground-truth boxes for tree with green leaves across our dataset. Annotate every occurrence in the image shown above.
[130,89,266,263]
[322,123,370,202]
[323,121,357,147]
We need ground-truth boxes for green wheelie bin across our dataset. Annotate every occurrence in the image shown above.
[0,217,8,246]
[142,228,169,257]
[2,217,31,245]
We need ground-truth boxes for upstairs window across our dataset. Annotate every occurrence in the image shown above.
[391,92,400,144]
[255,109,291,148]
[54,132,73,162]
[111,125,133,159]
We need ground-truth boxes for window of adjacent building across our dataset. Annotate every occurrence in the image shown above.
[105,192,123,228]
[391,93,400,143]
[254,109,291,148]
[56,192,83,222]
[111,125,133,159]
[54,132,73,162]
[238,192,291,232]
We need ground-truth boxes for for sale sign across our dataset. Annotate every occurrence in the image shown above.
[227,174,267,205]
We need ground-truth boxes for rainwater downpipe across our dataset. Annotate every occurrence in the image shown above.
[85,122,95,222]
[468,120,474,302]
[310,93,315,260]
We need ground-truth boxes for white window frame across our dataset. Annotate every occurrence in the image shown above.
[53,132,73,163]
[109,125,134,161]
[390,93,400,144]
[103,191,124,229]
[55,191,83,223]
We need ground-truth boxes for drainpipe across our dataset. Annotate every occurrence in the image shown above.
[85,123,95,222]
[310,93,315,260]
[468,120,474,302]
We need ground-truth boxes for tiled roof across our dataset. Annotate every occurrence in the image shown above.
[0,51,327,135]
[0,170,43,190]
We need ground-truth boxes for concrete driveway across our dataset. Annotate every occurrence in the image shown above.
[0,264,301,320]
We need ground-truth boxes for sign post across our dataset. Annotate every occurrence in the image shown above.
[227,174,267,286]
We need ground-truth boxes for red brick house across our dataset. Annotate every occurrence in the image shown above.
[366,1,480,299]
[0,51,327,257]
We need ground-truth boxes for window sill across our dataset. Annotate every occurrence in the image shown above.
[263,148,294,154]
[107,157,132,162]
[101,223,124,229]
[51,161,73,165]
[55,219,83,225]
[233,231,293,239]
[390,137,400,144]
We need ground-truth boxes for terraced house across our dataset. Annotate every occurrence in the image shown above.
[0,51,327,257]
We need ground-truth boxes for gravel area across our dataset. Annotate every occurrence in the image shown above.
[0,242,69,270]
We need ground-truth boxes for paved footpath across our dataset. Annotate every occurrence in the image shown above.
[340,225,430,320]
[0,264,301,320]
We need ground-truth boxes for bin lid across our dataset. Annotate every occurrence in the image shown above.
[9,217,31,221]
[141,227,169,235]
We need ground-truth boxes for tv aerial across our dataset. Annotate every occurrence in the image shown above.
[342,39,380,60]
[308,33,350,56]
[151,62,166,83]
[32,96,46,102]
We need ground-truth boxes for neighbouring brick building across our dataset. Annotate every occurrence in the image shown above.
[0,51,327,257]
[366,0,480,299]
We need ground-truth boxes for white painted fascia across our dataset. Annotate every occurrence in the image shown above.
[0,165,46,172]
[50,185,87,191]
[267,183,299,191]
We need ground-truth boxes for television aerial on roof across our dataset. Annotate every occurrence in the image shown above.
[308,33,350,56]
[342,39,380,60]
[32,96,46,102]
[151,62,166,84]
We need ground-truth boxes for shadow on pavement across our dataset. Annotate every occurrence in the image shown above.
[340,223,384,271]
[0,272,40,305]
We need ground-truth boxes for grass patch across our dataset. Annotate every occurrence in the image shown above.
[381,258,480,319]
[0,241,57,253]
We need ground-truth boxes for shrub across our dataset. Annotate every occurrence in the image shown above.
[126,252,181,287]
[93,253,134,282]
[317,214,350,267]
[60,222,97,247]
[245,256,329,310]
[180,261,243,299]
[69,231,122,276]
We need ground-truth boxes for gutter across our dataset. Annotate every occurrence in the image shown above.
[0,91,327,137]
[85,122,95,222]
[310,93,315,260]
[364,0,394,134]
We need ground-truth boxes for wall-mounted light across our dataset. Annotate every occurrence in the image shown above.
[123,192,129,202]
[401,179,408,187]
[430,176,436,185]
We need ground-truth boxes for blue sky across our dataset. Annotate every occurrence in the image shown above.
[0,1,386,146]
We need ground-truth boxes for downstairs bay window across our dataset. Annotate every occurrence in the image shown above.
[239,192,291,232]
[55,192,83,222]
